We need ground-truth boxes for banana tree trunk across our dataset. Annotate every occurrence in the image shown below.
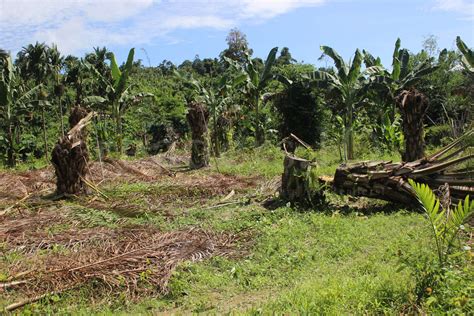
[255,93,264,147]
[41,105,48,160]
[346,103,354,160]
[113,104,123,155]
[6,124,15,167]
[397,89,429,162]
[212,107,220,157]
[187,101,210,169]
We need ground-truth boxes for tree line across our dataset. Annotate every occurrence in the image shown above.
[0,29,472,167]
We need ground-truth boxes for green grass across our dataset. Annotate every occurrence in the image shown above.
[211,145,284,178]
[1,144,471,314]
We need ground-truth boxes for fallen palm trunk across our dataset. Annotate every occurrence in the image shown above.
[51,107,94,195]
[280,131,473,207]
[332,130,473,206]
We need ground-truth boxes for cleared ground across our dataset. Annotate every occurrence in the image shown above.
[0,147,471,314]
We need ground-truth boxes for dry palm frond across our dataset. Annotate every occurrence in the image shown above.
[1,227,242,311]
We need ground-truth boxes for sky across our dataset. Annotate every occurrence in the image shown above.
[0,0,473,67]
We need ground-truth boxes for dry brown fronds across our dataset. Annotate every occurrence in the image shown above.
[1,227,242,311]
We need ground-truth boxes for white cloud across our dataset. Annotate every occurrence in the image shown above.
[434,0,474,19]
[239,0,325,19]
[0,0,327,55]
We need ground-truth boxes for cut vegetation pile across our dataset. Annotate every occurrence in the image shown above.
[1,213,241,312]
[0,155,185,203]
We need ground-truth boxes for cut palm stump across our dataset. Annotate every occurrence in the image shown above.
[281,154,325,206]
[187,101,210,169]
[51,106,94,195]
[332,131,473,206]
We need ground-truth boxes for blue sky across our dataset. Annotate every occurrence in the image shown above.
[0,0,472,67]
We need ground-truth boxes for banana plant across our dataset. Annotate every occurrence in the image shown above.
[312,46,374,160]
[0,53,41,167]
[364,39,440,161]
[365,38,440,116]
[409,179,473,267]
[456,36,474,74]
[225,47,278,146]
[87,48,153,154]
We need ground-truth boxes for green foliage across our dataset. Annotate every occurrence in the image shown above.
[425,125,452,147]
[400,180,473,310]
[225,47,280,146]
[378,112,404,152]
[313,46,376,160]
[0,53,41,166]
[408,179,473,266]
[456,36,474,73]
[272,74,326,147]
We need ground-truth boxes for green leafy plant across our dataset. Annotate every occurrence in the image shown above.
[408,179,473,266]
[379,112,404,152]
[225,47,279,146]
[312,47,377,160]
[456,36,474,74]
[400,180,473,306]
[0,53,41,167]
[86,48,153,154]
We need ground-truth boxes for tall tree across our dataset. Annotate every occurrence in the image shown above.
[276,47,296,65]
[85,47,110,96]
[220,28,252,63]
[48,45,65,136]
[16,42,52,159]
[64,55,88,104]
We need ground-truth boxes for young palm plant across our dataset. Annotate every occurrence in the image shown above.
[408,179,473,266]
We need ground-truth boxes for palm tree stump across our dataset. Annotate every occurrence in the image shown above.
[187,101,210,169]
[332,132,473,207]
[281,154,325,206]
[397,88,429,162]
[51,106,93,195]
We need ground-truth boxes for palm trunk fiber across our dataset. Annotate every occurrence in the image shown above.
[332,131,473,207]
[187,101,210,169]
[51,106,92,195]
[397,88,429,162]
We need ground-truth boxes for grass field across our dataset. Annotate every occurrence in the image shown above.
[0,146,471,314]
